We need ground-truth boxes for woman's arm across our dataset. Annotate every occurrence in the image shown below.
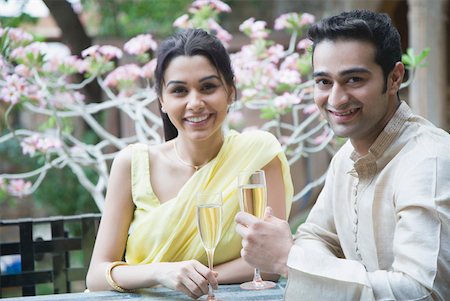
[215,156,287,283]
[86,147,217,299]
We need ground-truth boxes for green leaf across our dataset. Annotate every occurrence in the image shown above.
[260,107,277,119]
[415,48,430,65]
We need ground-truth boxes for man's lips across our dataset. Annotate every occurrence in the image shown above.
[328,108,360,116]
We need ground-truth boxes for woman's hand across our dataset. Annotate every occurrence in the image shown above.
[156,260,218,299]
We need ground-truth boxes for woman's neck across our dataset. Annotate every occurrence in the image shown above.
[173,133,224,171]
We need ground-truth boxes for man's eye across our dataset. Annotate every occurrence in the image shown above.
[348,77,362,83]
[315,79,331,86]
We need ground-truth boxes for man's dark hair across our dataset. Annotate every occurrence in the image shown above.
[307,10,402,91]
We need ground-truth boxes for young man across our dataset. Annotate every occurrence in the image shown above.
[235,10,450,301]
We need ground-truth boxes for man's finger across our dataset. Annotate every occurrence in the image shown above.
[264,206,273,219]
[235,211,258,226]
[235,222,250,238]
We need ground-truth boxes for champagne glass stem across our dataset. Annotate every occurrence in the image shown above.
[206,248,215,300]
[253,268,263,283]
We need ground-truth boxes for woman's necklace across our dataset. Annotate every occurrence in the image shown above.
[173,140,207,171]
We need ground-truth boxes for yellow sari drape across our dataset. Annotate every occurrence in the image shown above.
[125,130,293,266]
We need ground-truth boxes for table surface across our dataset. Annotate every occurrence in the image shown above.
[3,281,286,300]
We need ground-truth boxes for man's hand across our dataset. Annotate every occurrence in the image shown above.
[235,207,293,277]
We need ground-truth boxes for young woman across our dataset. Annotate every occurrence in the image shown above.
[86,28,293,299]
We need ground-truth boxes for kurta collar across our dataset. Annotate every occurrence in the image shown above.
[348,101,413,179]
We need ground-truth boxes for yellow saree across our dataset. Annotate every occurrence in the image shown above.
[125,130,293,266]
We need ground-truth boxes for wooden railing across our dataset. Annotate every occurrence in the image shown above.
[0,214,101,298]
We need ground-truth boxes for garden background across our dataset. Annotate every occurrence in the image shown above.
[0,0,448,228]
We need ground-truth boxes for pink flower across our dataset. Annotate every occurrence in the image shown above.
[43,55,87,73]
[104,64,142,88]
[207,19,232,47]
[7,179,32,198]
[239,18,269,40]
[280,53,299,70]
[267,44,284,63]
[124,34,157,56]
[300,13,315,26]
[81,45,99,58]
[173,14,190,29]
[82,45,122,61]
[192,0,231,13]
[274,13,299,31]
[141,59,157,79]
[0,74,27,104]
[274,92,301,111]
[14,64,32,77]
[99,45,123,60]
[274,95,291,110]
[21,134,63,156]
[278,69,301,85]
[7,28,33,44]
[227,111,244,128]
[297,38,313,50]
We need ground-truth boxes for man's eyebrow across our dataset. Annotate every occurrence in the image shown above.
[313,68,371,78]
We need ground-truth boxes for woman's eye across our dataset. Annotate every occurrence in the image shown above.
[202,83,217,92]
[172,86,187,94]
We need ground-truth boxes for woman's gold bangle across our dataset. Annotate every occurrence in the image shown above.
[105,261,130,293]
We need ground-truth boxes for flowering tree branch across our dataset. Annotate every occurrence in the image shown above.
[0,0,426,211]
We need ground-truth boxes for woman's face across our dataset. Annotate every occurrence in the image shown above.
[160,55,233,142]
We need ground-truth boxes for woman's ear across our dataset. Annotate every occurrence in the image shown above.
[388,62,405,96]
[159,98,166,113]
[227,86,236,105]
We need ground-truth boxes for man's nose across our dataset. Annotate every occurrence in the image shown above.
[328,84,349,108]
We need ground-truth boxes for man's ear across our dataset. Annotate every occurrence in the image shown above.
[388,62,405,96]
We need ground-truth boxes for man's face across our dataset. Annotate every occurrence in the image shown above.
[312,40,400,153]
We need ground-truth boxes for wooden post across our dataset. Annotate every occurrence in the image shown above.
[408,0,449,130]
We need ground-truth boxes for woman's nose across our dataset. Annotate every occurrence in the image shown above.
[186,91,205,110]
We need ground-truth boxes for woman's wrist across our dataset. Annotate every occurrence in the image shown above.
[105,261,130,292]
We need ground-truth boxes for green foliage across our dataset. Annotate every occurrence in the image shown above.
[402,47,430,69]
[81,0,193,38]
[0,132,99,215]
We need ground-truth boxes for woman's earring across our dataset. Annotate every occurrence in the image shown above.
[161,106,167,113]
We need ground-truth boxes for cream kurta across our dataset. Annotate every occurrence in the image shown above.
[125,130,293,267]
[285,102,450,301]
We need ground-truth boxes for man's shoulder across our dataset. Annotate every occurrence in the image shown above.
[403,118,450,158]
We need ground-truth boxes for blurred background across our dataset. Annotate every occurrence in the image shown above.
[0,0,448,223]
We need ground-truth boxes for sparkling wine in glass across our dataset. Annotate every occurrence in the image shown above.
[196,192,223,301]
[238,170,276,290]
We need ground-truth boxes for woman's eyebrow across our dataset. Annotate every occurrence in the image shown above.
[166,80,186,87]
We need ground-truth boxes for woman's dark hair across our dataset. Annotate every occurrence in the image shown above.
[154,28,236,141]
[307,10,402,92]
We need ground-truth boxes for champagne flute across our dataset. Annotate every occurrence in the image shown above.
[238,170,276,290]
[196,192,223,301]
